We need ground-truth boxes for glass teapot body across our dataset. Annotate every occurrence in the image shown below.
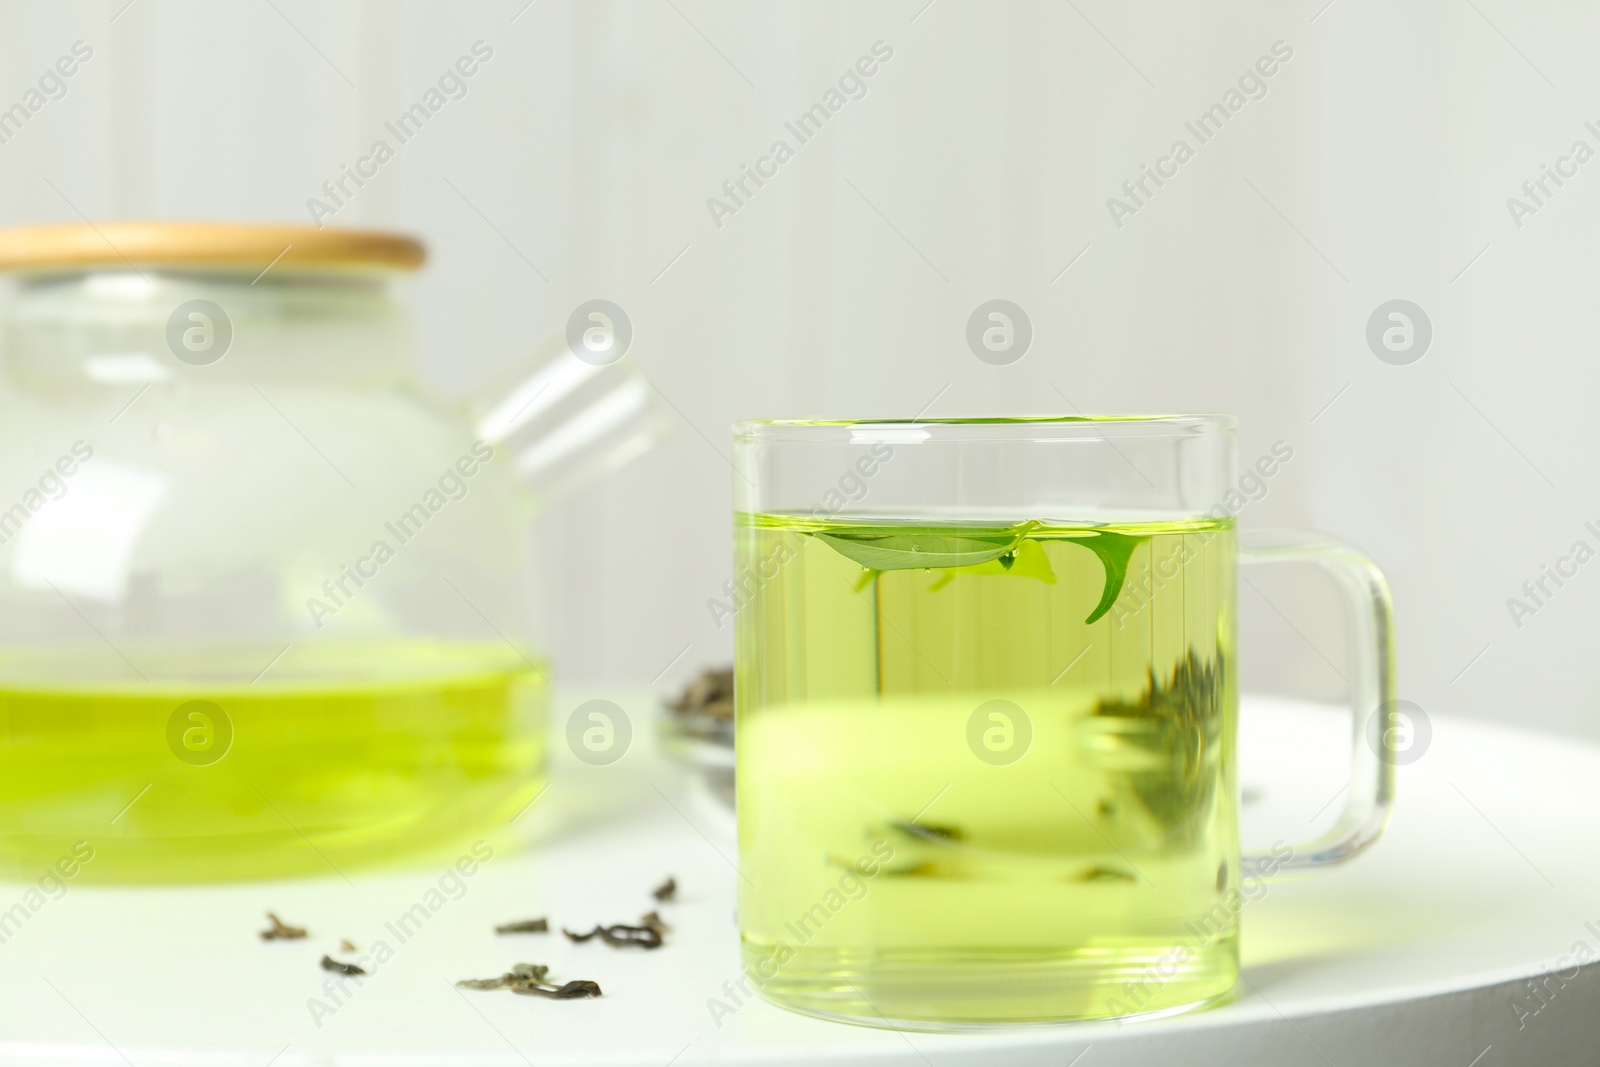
[0,242,574,882]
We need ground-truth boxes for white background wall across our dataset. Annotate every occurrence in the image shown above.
[0,1,1592,740]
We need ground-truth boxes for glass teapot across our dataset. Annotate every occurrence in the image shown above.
[0,223,659,882]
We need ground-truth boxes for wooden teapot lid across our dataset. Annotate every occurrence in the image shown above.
[0,222,426,273]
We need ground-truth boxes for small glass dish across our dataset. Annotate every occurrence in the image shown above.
[657,668,735,811]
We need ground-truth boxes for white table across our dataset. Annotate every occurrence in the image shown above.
[2,695,1597,1066]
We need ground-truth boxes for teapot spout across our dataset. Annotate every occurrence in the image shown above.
[467,330,665,499]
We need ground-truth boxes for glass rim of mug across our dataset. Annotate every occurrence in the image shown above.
[733,414,1238,439]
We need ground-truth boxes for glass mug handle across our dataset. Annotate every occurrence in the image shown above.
[1237,529,1397,877]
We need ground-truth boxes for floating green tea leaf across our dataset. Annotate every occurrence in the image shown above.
[1049,531,1149,624]
[819,522,1144,624]
[926,537,1058,591]
[816,527,1026,572]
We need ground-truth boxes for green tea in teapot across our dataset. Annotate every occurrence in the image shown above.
[0,641,544,881]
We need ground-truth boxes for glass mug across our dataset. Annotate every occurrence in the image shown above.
[732,417,1395,1027]
[0,222,661,882]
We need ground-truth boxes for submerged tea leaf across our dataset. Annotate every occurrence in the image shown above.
[889,820,964,845]
[1092,650,1224,843]
[495,918,549,934]
[879,860,946,879]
